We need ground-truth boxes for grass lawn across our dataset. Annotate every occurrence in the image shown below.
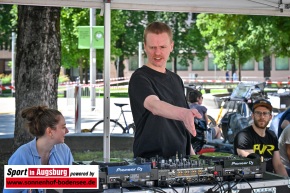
[72,150,134,161]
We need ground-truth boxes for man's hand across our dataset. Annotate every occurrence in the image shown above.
[182,108,202,137]
[144,95,202,136]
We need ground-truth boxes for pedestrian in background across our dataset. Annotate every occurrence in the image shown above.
[225,70,230,81]
[233,70,238,81]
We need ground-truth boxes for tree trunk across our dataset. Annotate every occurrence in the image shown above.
[14,6,61,150]
[117,55,125,77]
[231,62,236,81]
[263,55,271,80]
[173,56,177,73]
[78,58,83,83]
[238,63,242,82]
[84,65,88,84]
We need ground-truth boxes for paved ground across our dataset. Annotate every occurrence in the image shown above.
[0,94,223,138]
[0,97,133,136]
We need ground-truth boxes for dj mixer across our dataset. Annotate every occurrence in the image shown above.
[74,152,267,191]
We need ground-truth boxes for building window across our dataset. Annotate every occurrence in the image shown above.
[226,64,232,71]
[258,60,264,70]
[166,59,172,70]
[176,57,188,71]
[241,59,254,70]
[5,60,11,72]
[258,58,272,70]
[191,57,204,71]
[275,57,289,70]
[208,57,221,71]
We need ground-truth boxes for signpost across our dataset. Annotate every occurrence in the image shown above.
[78,26,104,49]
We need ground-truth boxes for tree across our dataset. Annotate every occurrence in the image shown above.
[114,11,208,75]
[184,13,208,68]
[60,8,127,81]
[0,4,15,50]
[245,16,277,79]
[159,12,194,73]
[196,14,290,81]
[14,5,61,149]
[61,8,90,82]
[196,14,253,81]
[113,10,149,77]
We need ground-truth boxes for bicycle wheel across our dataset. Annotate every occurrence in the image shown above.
[127,123,136,134]
[207,115,216,127]
[91,119,126,134]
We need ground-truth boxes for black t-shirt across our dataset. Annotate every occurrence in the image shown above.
[128,65,191,159]
[234,125,279,173]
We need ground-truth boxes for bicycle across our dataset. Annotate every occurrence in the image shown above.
[90,103,136,134]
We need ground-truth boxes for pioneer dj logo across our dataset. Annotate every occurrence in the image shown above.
[107,165,151,175]
[137,167,143,172]
[231,161,253,166]
[115,167,143,172]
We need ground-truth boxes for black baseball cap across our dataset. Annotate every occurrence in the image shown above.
[252,99,272,112]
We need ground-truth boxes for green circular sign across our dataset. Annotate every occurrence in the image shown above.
[95,31,103,40]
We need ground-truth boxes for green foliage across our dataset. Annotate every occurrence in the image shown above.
[60,8,127,74]
[196,14,252,71]
[60,8,90,70]
[196,13,290,75]
[0,4,15,50]
[0,74,11,84]
[185,14,207,63]
[3,7,290,80]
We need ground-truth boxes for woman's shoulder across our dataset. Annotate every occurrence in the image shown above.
[55,143,71,150]
[13,141,33,154]
[8,143,33,164]
[54,143,72,157]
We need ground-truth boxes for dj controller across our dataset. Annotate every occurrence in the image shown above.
[74,152,266,191]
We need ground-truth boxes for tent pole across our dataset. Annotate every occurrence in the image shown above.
[103,0,111,162]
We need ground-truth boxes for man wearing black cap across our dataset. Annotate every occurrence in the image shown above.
[234,99,288,177]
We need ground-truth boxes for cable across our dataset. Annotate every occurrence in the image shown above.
[210,177,226,193]
[233,172,254,191]
[168,184,178,193]
[125,180,167,193]
[115,178,124,193]
[175,178,187,193]
[183,178,190,193]
[211,182,224,193]
[152,186,168,193]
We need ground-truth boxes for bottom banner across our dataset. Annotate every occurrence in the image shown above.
[4,165,99,189]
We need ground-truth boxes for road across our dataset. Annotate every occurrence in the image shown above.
[0,94,223,138]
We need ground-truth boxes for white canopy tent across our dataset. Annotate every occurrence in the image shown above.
[1,0,290,161]
[2,0,290,16]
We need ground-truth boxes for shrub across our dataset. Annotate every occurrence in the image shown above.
[0,74,11,84]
